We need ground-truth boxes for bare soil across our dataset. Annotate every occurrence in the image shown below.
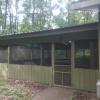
[0,79,97,100]
[33,87,97,100]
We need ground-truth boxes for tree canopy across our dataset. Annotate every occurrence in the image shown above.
[0,0,98,35]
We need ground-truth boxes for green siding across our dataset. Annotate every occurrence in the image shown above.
[8,64,53,85]
[72,68,99,91]
[0,63,99,91]
[0,63,8,80]
[71,41,99,91]
[0,63,53,85]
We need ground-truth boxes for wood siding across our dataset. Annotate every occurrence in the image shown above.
[72,68,99,91]
[0,63,53,85]
[71,41,99,91]
[0,63,8,80]
[0,63,98,91]
[8,64,53,85]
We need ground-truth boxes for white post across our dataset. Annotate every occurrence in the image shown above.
[51,43,55,85]
[98,6,100,78]
[97,6,100,99]
[8,46,11,64]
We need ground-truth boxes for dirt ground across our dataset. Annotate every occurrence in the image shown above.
[33,87,74,100]
[32,87,97,100]
[0,80,97,100]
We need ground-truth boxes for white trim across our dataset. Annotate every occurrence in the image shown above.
[71,0,100,10]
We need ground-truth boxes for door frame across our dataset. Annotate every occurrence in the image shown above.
[52,42,72,86]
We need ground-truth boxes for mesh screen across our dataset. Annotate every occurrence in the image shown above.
[0,46,8,63]
[11,45,32,64]
[10,43,51,66]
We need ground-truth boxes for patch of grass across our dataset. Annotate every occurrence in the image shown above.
[0,84,31,100]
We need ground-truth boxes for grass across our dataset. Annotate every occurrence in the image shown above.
[0,79,46,100]
[0,79,32,100]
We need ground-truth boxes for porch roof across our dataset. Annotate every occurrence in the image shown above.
[0,22,98,41]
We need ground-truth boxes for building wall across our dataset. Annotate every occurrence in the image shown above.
[0,63,53,85]
[71,41,99,91]
[0,40,99,91]
[0,62,98,91]
[72,68,98,91]
[8,64,53,85]
[0,63,8,81]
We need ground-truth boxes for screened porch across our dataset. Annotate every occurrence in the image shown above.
[0,22,98,91]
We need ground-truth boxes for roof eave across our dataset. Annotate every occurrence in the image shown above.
[0,22,98,40]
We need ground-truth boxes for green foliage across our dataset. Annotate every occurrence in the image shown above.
[0,1,4,29]
[19,23,32,32]
[53,15,67,28]
[0,85,31,100]
[20,0,52,32]
[0,0,98,34]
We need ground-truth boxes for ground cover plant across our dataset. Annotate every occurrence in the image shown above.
[0,79,46,100]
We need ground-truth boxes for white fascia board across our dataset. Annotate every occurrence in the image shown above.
[71,0,100,10]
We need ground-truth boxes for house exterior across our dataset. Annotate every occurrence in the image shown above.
[0,22,98,91]
[70,0,100,94]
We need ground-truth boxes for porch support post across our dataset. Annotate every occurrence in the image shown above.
[8,46,11,64]
[40,45,43,65]
[51,43,55,85]
[97,6,100,99]
[71,41,75,86]
[98,6,100,79]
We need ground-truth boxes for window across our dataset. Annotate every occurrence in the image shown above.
[75,40,98,69]
[11,45,32,64]
[0,46,8,63]
[42,44,51,66]
[55,43,71,65]
[10,43,51,66]
[31,44,41,65]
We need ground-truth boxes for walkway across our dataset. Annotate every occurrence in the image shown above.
[33,87,74,100]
